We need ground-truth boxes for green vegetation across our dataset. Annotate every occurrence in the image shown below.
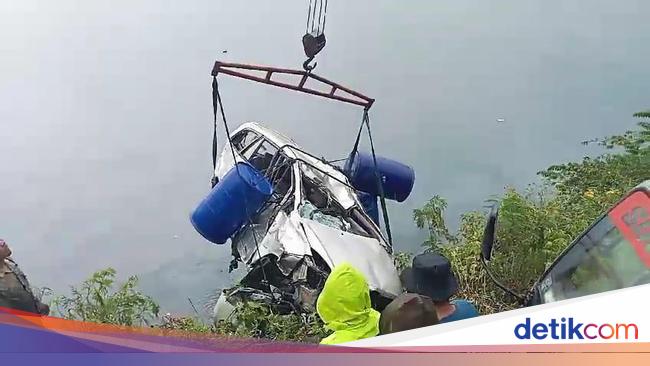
[50,267,326,342]
[52,268,160,327]
[213,302,328,342]
[157,298,327,342]
[46,112,649,341]
[633,110,650,119]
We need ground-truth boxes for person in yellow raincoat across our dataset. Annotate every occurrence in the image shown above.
[316,262,380,345]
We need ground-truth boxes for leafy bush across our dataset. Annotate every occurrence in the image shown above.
[52,268,160,326]
[214,302,328,343]
[159,314,213,333]
[413,196,516,314]
[393,252,413,272]
[53,268,326,343]
[157,303,327,343]
[633,110,650,119]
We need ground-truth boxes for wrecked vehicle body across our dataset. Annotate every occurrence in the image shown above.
[210,122,403,321]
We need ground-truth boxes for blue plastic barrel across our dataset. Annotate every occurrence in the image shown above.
[191,162,273,244]
[344,151,415,203]
[357,191,380,227]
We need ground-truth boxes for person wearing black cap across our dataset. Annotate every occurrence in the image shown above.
[400,252,479,323]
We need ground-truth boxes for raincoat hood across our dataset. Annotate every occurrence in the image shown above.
[316,262,380,345]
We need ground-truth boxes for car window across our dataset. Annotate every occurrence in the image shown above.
[267,153,293,197]
[247,139,279,173]
[231,130,261,153]
[242,139,264,160]
[538,191,650,303]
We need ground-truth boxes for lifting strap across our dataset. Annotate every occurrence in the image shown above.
[348,110,394,249]
[212,77,270,287]
[349,112,365,161]
[211,77,219,188]
[364,112,394,250]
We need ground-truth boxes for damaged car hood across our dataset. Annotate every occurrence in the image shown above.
[235,209,402,298]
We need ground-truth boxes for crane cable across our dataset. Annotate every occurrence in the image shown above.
[306,0,328,36]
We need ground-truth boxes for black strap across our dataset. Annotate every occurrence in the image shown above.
[212,77,269,288]
[211,76,219,187]
[347,110,394,249]
[364,112,393,249]
[347,109,367,167]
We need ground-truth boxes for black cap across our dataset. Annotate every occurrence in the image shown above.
[401,252,458,301]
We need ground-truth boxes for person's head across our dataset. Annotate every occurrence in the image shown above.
[0,239,11,260]
[379,293,439,334]
[316,262,373,328]
[400,252,458,303]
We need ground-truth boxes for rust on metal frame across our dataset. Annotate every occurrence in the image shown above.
[211,60,375,109]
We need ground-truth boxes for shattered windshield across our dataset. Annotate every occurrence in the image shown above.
[538,191,650,303]
[299,172,379,239]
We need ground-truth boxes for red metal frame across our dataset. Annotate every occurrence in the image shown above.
[211,61,374,109]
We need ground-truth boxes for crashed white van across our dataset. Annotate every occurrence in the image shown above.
[211,122,402,320]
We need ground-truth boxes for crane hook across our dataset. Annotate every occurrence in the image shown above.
[303,56,317,72]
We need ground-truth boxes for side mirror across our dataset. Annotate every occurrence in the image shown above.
[481,205,499,261]
[479,203,525,303]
